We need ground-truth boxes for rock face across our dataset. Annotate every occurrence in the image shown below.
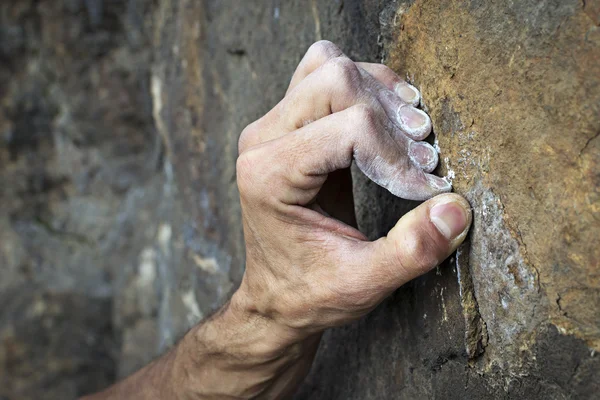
[1,1,158,397]
[0,0,598,399]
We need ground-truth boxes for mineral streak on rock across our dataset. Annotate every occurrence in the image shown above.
[465,182,542,375]
[455,237,488,361]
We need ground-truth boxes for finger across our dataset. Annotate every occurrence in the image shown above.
[241,56,375,150]
[266,57,432,146]
[280,57,370,132]
[357,63,432,141]
[408,141,439,173]
[237,105,451,205]
[357,63,433,141]
[240,55,363,153]
[286,40,345,95]
[289,53,432,140]
[243,44,431,156]
[347,193,472,295]
[376,89,433,141]
[356,62,421,106]
[286,43,420,107]
[285,43,429,138]
[283,58,432,147]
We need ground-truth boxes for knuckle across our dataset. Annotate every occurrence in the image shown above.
[371,63,394,75]
[379,64,400,81]
[396,228,441,275]
[236,149,261,198]
[307,40,342,60]
[349,104,380,133]
[363,63,402,85]
[323,57,361,88]
[238,119,261,154]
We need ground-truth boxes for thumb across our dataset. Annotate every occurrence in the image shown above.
[356,193,472,291]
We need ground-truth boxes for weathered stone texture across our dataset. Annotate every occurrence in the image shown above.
[387,0,600,352]
[1,0,163,397]
[0,0,598,399]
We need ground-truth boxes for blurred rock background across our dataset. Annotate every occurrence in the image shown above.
[0,1,598,399]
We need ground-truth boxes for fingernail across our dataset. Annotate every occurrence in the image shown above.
[430,199,469,240]
[408,141,439,172]
[399,105,428,130]
[395,83,420,105]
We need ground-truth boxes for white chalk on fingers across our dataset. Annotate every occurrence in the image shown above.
[394,82,420,106]
[397,104,432,141]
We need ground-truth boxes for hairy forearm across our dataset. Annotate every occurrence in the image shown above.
[82,294,321,400]
[81,343,181,399]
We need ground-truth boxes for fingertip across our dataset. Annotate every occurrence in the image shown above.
[382,168,451,201]
[394,82,420,106]
[355,192,472,292]
[408,141,439,173]
[397,105,432,140]
[428,193,472,244]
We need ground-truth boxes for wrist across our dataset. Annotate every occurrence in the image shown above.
[193,293,304,364]
[171,291,320,399]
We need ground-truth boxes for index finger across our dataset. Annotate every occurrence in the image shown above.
[237,105,451,206]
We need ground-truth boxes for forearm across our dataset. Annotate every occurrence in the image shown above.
[81,343,181,399]
[82,295,321,400]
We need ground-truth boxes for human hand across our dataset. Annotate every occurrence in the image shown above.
[232,41,471,341]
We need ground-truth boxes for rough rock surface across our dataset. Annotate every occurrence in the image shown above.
[0,0,598,399]
[1,0,161,397]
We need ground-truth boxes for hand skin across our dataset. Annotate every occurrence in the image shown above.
[82,41,472,400]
